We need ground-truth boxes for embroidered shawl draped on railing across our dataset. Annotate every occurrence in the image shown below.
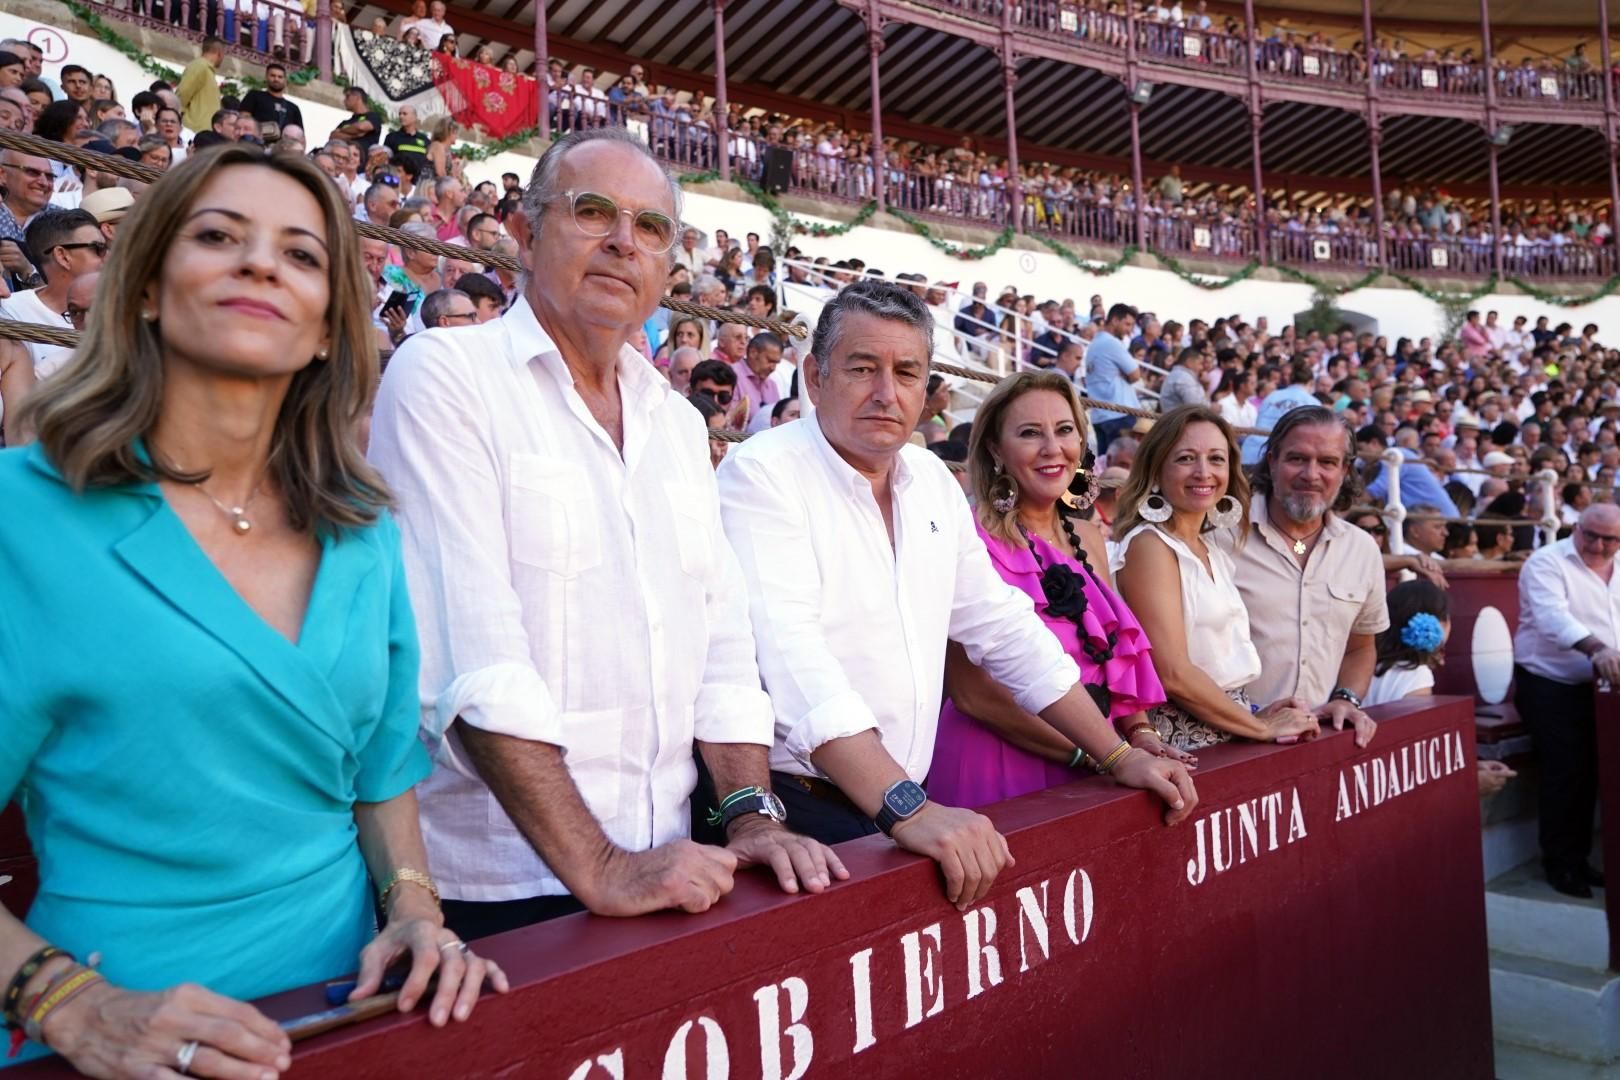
[430,55,539,141]
[333,26,448,123]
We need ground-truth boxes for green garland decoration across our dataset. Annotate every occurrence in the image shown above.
[886,208,1014,260]
[61,0,318,98]
[56,2,1620,305]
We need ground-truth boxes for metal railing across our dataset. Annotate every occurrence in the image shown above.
[84,0,312,66]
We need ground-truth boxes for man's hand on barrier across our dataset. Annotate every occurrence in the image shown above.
[1111,749,1198,826]
[1319,698,1377,748]
[586,839,739,917]
[726,818,850,896]
[889,803,1014,912]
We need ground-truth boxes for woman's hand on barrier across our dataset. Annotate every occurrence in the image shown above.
[1111,749,1198,826]
[1126,725,1198,768]
[355,906,509,1027]
[41,979,291,1080]
[1255,702,1320,743]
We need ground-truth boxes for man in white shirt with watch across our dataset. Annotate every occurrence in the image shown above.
[369,127,845,940]
[1513,503,1620,899]
[717,280,1197,913]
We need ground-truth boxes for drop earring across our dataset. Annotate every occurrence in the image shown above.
[1207,494,1242,529]
[1066,468,1101,511]
[990,463,1019,514]
[1139,483,1173,523]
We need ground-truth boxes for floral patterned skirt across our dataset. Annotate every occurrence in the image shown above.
[1148,687,1251,750]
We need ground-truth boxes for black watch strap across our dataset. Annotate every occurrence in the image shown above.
[874,780,927,836]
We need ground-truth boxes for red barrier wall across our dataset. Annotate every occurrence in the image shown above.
[13,698,1492,1079]
[1433,566,1520,703]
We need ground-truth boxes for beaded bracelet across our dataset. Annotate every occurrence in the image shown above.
[3,947,68,1031]
[22,970,104,1048]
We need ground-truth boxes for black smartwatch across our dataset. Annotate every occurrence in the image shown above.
[1329,687,1363,709]
[714,786,786,832]
[874,779,928,836]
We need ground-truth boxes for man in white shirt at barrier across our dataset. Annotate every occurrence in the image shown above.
[1513,503,1620,899]
[717,279,1197,912]
[369,127,845,941]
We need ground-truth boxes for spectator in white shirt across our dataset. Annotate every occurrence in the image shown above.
[0,209,106,378]
[716,280,1196,912]
[406,0,456,49]
[368,127,844,941]
[1512,503,1620,899]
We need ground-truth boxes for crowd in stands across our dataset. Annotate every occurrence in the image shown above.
[4,40,1620,1078]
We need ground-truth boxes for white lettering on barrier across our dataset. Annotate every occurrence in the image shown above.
[1061,868,1093,944]
[848,947,876,1054]
[1015,881,1050,972]
[963,907,1004,999]
[1186,788,1303,886]
[901,923,945,1027]
[754,977,813,1080]
[1335,731,1466,822]
[661,1017,729,1080]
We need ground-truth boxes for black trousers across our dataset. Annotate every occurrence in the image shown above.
[1514,665,1598,876]
[441,895,586,942]
[770,771,881,845]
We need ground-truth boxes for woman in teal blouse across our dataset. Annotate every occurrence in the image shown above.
[0,145,505,1076]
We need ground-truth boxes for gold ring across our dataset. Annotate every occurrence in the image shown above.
[437,939,466,954]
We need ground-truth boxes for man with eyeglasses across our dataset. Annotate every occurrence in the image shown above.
[0,150,54,287]
[419,288,477,329]
[0,209,105,377]
[369,126,845,940]
[1514,503,1620,898]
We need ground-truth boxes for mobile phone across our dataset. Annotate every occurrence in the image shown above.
[380,290,412,317]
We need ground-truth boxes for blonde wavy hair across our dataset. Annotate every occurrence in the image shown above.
[967,370,1091,546]
[19,143,390,535]
[1110,404,1250,542]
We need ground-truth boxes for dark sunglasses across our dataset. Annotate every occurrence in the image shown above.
[58,241,108,257]
[697,388,734,406]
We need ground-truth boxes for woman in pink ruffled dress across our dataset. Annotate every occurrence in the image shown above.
[930,372,1194,810]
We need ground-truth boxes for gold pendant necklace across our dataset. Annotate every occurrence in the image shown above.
[194,477,264,536]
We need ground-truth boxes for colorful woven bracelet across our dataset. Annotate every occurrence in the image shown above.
[3,947,68,1031]
[23,970,104,1048]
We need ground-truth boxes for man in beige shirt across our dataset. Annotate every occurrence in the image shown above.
[1219,405,1388,747]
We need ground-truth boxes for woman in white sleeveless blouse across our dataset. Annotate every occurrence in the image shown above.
[1111,406,1320,750]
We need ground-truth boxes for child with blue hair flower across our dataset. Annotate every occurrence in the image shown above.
[1368,580,1516,797]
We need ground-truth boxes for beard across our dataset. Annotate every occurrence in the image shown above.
[1276,488,1335,523]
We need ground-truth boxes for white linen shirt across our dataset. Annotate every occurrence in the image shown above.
[1514,536,1620,685]
[716,411,1079,783]
[368,297,773,901]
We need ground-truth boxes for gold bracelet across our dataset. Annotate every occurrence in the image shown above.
[378,867,440,912]
[1092,740,1132,775]
[1125,724,1157,742]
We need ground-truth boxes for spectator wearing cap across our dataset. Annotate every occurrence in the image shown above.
[1482,449,1515,478]
[81,186,134,243]
[0,209,107,377]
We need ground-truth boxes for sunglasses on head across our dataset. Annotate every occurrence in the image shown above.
[376,173,400,187]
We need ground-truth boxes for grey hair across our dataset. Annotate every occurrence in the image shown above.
[693,273,723,297]
[420,288,470,328]
[400,220,443,272]
[520,126,682,237]
[811,278,934,377]
[433,175,461,200]
[97,118,137,141]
